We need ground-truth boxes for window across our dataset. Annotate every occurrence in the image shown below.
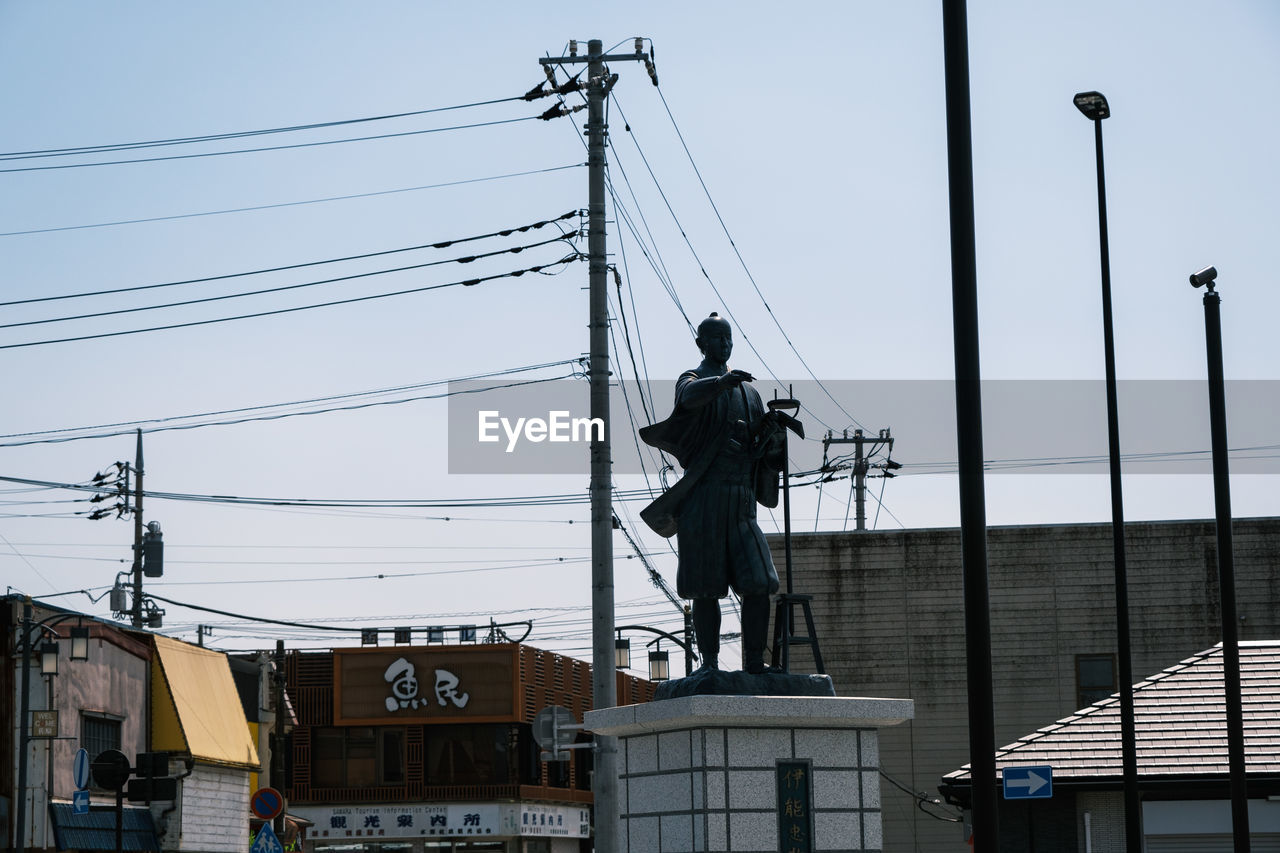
[425,725,509,785]
[81,713,122,761]
[312,727,406,788]
[1076,654,1117,708]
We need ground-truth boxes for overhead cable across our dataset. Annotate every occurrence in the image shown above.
[0,212,579,307]
[0,254,584,350]
[653,85,865,430]
[0,165,584,238]
[0,360,581,445]
[0,116,541,174]
[0,95,528,160]
[2,232,579,329]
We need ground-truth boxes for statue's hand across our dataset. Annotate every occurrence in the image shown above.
[718,369,754,388]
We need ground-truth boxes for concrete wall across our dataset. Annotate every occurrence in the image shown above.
[771,517,1280,853]
[160,762,251,852]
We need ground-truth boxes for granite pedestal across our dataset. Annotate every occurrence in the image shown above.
[586,694,913,853]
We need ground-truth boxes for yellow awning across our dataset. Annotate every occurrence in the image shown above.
[151,635,260,770]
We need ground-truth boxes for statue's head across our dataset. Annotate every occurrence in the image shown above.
[695,312,732,362]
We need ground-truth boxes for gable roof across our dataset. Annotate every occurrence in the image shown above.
[942,641,1280,788]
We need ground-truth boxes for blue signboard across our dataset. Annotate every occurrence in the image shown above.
[1002,765,1053,800]
[72,789,90,816]
[73,748,91,790]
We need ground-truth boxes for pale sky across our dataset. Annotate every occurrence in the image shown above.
[2,2,1277,670]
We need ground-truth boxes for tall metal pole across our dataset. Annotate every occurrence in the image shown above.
[15,598,33,853]
[585,38,619,853]
[941,1,998,847]
[130,429,145,628]
[1079,95,1143,849]
[1200,279,1251,850]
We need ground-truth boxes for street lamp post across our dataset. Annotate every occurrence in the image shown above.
[13,600,84,853]
[1190,265,1251,850]
[1073,89,1142,849]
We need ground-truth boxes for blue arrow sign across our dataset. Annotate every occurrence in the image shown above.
[251,823,284,853]
[1002,765,1053,799]
[73,748,91,790]
[73,788,90,816]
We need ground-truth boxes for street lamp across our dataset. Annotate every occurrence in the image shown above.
[614,634,631,670]
[1190,265,1251,849]
[14,602,91,853]
[40,641,60,676]
[1073,88,1141,849]
[70,626,90,661]
[647,644,670,682]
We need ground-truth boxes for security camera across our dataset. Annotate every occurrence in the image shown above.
[1189,266,1218,288]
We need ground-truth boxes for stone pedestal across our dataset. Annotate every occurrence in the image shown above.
[586,694,913,853]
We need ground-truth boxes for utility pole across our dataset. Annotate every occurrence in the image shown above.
[539,39,656,853]
[273,640,287,836]
[822,428,899,530]
[130,429,145,628]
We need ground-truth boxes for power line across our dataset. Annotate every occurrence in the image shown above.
[652,85,865,431]
[1,232,578,330]
[0,116,541,174]
[0,211,579,307]
[0,254,583,350]
[0,360,581,445]
[0,95,527,160]
[0,164,584,238]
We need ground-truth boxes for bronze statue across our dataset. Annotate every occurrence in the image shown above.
[640,313,796,674]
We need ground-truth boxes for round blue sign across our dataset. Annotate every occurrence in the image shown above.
[73,748,91,790]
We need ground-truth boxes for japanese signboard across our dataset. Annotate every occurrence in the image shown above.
[296,804,501,839]
[333,646,519,725]
[776,759,814,853]
[504,804,591,838]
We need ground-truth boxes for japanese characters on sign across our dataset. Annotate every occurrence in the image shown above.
[300,805,501,839]
[333,646,518,724]
[506,804,591,838]
[776,760,814,853]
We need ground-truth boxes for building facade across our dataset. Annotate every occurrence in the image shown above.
[770,516,1280,852]
[283,642,655,853]
[4,597,260,853]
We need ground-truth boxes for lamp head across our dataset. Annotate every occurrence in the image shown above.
[1190,266,1218,289]
[1073,91,1110,120]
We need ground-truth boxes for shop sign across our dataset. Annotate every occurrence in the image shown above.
[333,646,519,725]
[31,710,59,738]
[504,804,591,838]
[298,804,501,839]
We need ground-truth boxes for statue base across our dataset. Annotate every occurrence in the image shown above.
[586,694,914,852]
[654,668,835,700]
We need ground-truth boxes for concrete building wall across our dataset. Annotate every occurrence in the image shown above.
[161,762,251,852]
[771,517,1280,853]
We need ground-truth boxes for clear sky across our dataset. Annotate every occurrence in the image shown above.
[2,2,1277,670]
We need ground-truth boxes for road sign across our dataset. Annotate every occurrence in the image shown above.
[31,710,58,738]
[73,789,90,816]
[251,822,285,853]
[73,748,91,789]
[1002,765,1053,800]
[91,749,132,791]
[251,787,285,821]
[533,705,583,762]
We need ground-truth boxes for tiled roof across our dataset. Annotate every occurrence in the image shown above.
[943,641,1280,784]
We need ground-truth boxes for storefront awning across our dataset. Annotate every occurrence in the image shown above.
[152,634,260,769]
[48,803,161,852]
